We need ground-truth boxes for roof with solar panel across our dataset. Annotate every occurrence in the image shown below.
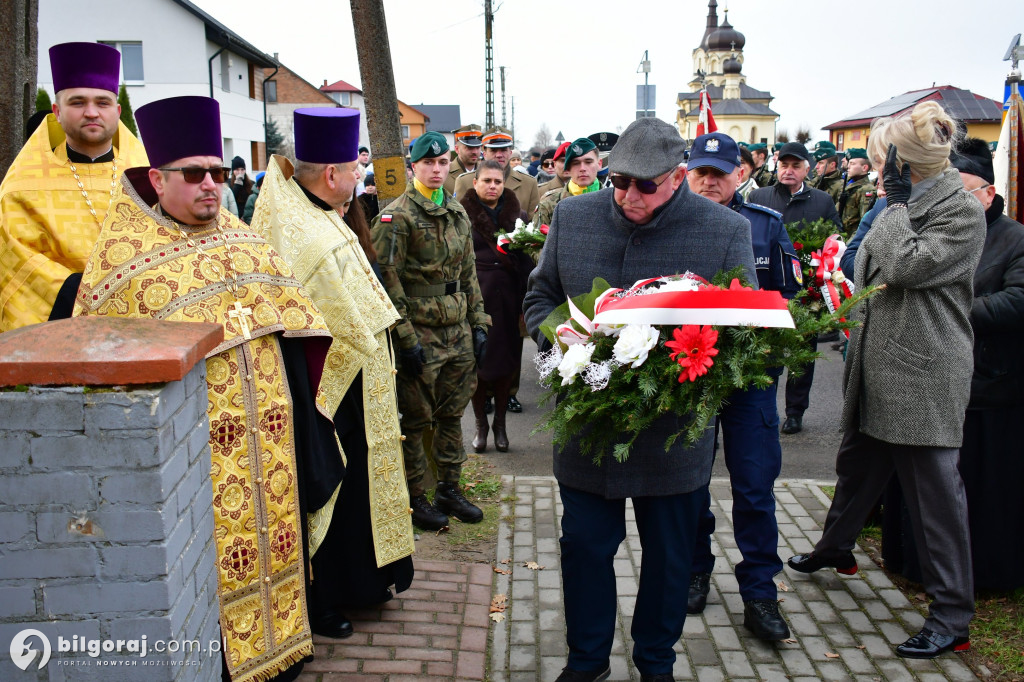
[824,86,1003,129]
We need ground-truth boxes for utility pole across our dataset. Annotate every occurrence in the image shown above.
[500,66,507,128]
[0,0,38,178]
[511,96,515,147]
[484,0,495,130]
[350,0,406,206]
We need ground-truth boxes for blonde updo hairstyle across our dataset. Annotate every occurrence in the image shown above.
[867,101,959,180]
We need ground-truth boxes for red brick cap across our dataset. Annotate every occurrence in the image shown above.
[0,317,223,387]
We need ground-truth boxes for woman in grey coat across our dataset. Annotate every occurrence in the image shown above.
[787,101,986,659]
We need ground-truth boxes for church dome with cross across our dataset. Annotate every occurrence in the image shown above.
[677,1,779,145]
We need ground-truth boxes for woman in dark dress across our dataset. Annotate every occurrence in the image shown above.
[460,160,533,452]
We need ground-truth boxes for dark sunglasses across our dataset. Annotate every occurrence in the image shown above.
[608,173,672,195]
[159,166,232,183]
[541,161,555,168]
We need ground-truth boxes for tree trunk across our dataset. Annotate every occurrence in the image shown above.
[0,0,38,179]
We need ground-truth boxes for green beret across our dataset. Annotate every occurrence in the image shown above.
[737,141,749,149]
[772,142,784,152]
[845,147,868,160]
[812,140,836,153]
[410,131,449,162]
[812,147,838,162]
[748,143,767,152]
[563,137,597,169]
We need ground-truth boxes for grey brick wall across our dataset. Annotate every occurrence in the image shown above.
[0,364,220,682]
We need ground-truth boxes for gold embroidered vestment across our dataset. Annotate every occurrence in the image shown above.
[0,115,148,331]
[252,155,415,567]
[74,173,333,682]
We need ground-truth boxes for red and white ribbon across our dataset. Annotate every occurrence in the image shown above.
[591,277,793,328]
[496,233,512,254]
[812,235,856,337]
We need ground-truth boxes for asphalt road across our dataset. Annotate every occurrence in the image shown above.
[462,338,847,482]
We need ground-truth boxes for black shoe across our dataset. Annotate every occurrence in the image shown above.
[641,674,675,682]
[507,395,523,413]
[743,599,790,641]
[484,396,494,414]
[895,628,970,659]
[555,665,611,682]
[434,482,483,523]
[687,572,711,614]
[787,550,858,575]
[410,494,449,531]
[311,613,353,639]
[781,416,802,434]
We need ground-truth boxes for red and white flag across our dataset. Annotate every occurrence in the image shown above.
[696,89,717,137]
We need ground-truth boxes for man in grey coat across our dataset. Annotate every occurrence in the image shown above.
[524,117,757,682]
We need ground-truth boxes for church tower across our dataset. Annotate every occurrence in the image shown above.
[677,2,779,145]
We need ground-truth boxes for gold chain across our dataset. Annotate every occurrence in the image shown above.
[172,220,242,294]
[68,158,117,229]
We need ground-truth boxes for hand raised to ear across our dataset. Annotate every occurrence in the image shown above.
[882,144,911,206]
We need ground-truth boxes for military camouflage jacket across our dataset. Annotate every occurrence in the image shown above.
[533,185,571,228]
[838,174,877,234]
[752,163,775,188]
[814,170,844,206]
[370,185,490,348]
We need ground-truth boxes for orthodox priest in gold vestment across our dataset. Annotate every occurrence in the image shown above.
[0,42,148,331]
[74,95,342,682]
[251,108,414,638]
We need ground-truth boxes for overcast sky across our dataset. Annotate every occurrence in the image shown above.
[192,0,1024,148]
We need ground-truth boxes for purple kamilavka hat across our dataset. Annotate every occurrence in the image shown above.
[294,108,360,164]
[135,96,223,169]
[49,42,121,94]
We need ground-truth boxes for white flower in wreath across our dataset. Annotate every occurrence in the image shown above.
[612,324,660,368]
[558,342,595,386]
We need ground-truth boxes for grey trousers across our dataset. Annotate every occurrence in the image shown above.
[817,428,974,637]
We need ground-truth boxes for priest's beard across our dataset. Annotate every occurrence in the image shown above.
[189,192,221,223]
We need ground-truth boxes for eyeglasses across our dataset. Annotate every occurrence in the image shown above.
[541,161,555,168]
[963,184,991,195]
[159,166,231,183]
[609,173,672,195]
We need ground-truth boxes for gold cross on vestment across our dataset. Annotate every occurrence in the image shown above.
[227,301,254,340]
[367,376,390,403]
[374,456,399,482]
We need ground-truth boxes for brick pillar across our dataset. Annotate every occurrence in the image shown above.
[0,318,224,681]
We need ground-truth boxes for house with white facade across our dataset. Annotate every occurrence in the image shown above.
[37,0,277,171]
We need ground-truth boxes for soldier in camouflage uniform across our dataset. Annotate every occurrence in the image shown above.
[534,137,603,228]
[837,148,877,233]
[750,143,775,187]
[370,131,491,531]
[811,141,844,207]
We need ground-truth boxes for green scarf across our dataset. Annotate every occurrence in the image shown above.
[567,180,601,196]
[414,178,444,206]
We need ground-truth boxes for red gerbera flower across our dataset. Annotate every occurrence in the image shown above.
[539,223,550,235]
[665,325,719,383]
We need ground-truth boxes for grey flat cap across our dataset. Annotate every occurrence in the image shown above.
[608,118,687,180]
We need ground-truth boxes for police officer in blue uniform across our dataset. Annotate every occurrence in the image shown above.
[684,132,801,641]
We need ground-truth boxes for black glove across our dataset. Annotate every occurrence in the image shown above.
[882,143,912,206]
[473,327,488,364]
[398,343,426,376]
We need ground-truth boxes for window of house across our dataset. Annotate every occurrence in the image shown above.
[837,132,844,151]
[100,41,144,83]
[339,92,351,106]
[401,125,410,139]
[265,80,277,103]
[852,131,861,141]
